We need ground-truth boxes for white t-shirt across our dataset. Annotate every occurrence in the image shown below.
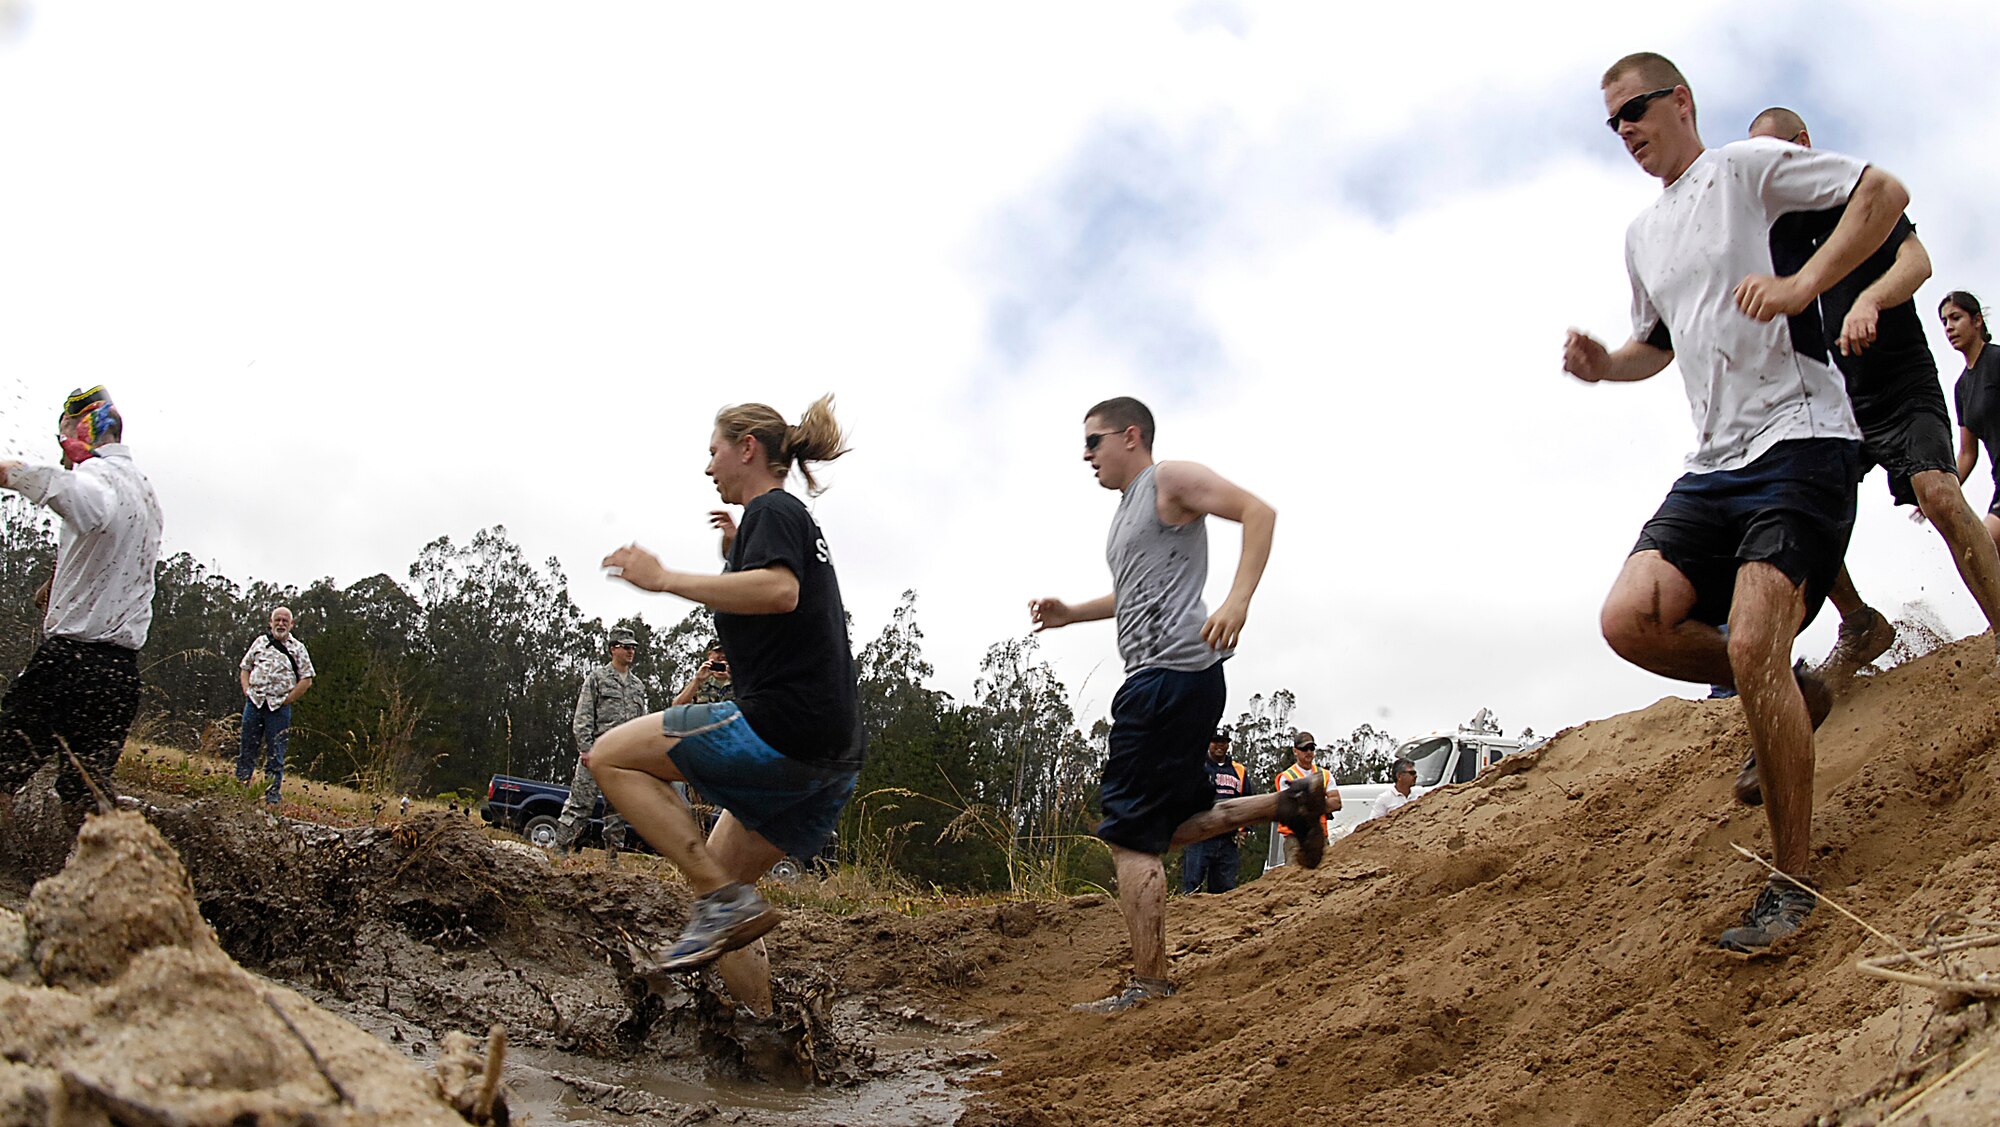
[1625,138,1867,474]
[1370,787,1422,820]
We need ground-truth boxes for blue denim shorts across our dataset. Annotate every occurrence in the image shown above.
[662,701,857,859]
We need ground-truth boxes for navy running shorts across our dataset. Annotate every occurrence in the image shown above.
[1632,437,1861,629]
[1096,662,1227,855]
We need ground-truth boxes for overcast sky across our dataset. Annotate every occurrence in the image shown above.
[4,1,1998,747]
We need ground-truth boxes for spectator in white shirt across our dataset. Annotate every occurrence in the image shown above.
[237,606,316,806]
[0,387,163,813]
[1369,758,1423,821]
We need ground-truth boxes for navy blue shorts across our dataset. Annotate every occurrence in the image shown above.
[1632,438,1860,629]
[662,702,857,859]
[1097,663,1227,855]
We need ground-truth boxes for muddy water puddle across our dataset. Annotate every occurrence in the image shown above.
[506,1026,984,1125]
[323,989,988,1126]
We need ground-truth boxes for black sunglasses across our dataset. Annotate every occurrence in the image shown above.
[1294,742,1317,753]
[1084,429,1126,451]
[1606,86,1676,132]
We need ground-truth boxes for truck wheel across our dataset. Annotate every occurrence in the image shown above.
[523,815,562,850]
[768,857,805,883]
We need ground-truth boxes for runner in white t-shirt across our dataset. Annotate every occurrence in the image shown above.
[1562,52,1910,955]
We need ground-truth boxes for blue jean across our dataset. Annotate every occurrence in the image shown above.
[1182,835,1240,894]
[237,700,292,803]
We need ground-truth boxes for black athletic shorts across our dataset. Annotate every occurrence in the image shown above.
[0,636,143,804]
[1097,662,1226,855]
[1632,438,1861,630]
[1853,382,1957,507]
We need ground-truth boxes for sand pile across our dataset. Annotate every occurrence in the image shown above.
[0,809,504,1126]
[944,633,2000,1127]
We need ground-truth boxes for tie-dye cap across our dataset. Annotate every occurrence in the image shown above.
[60,385,122,446]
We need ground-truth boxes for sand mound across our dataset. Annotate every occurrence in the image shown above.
[949,633,2000,1127]
[0,810,501,1126]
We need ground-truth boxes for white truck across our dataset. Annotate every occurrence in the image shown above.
[1262,710,1542,871]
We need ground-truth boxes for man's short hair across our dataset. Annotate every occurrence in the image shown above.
[1392,757,1417,777]
[1749,106,1806,139]
[1601,52,1696,125]
[1085,397,1156,451]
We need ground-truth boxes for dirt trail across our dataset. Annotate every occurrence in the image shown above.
[4,633,1999,1125]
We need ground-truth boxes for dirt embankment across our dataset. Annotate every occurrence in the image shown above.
[956,632,2000,1127]
[5,631,2000,1126]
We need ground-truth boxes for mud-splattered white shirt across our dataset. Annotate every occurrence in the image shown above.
[1625,138,1866,473]
[5,444,163,650]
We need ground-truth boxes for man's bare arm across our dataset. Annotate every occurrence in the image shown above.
[1735,166,1912,321]
[1563,330,1673,383]
[1840,230,1932,356]
[1154,460,1276,650]
[1029,594,1115,632]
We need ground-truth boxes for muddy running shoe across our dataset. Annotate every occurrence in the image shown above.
[649,882,783,973]
[1817,606,1895,683]
[1718,877,1817,954]
[1733,661,1834,807]
[1071,976,1175,1015]
[1274,774,1328,869]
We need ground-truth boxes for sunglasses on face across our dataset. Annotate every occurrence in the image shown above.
[1084,430,1124,452]
[1606,86,1676,132]
[1295,743,1317,753]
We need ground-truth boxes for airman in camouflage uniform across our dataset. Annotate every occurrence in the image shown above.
[555,628,650,855]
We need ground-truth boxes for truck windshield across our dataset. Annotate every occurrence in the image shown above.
[1405,737,1455,787]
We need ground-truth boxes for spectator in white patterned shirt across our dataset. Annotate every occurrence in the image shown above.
[237,606,316,805]
[0,386,163,815]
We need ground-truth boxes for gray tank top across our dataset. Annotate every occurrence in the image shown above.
[1107,465,1227,673]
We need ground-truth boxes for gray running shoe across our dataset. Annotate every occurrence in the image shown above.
[1733,661,1833,807]
[1718,877,1816,953]
[648,882,783,973]
[1818,607,1895,682]
[1274,774,1328,869]
[1071,976,1175,1015]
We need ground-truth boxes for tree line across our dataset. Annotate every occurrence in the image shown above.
[0,496,1411,892]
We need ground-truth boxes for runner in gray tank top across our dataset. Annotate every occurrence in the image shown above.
[1108,464,1227,673]
[1029,396,1335,1016]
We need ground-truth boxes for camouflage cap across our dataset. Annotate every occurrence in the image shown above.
[608,628,639,648]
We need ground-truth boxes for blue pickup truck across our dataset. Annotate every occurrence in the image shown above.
[481,774,621,851]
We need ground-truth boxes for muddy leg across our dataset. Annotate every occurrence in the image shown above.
[1728,563,1813,876]
[1825,565,1865,621]
[1600,551,1732,686]
[1915,470,2000,635]
[1109,844,1167,981]
[706,813,785,1017]
[586,715,733,894]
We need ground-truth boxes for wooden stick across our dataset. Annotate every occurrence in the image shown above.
[264,994,355,1106]
[1883,1043,1998,1125]
[474,1024,507,1124]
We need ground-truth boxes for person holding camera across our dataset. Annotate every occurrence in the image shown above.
[672,641,734,707]
[554,628,649,860]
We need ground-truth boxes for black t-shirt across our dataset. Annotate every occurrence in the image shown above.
[1771,208,1938,418]
[714,489,864,769]
[1955,343,2000,496]
[1204,756,1246,802]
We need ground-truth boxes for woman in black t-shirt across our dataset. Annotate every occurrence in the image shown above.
[586,394,862,1015]
[1944,292,2000,550]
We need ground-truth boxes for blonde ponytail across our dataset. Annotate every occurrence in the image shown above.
[715,393,852,495]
